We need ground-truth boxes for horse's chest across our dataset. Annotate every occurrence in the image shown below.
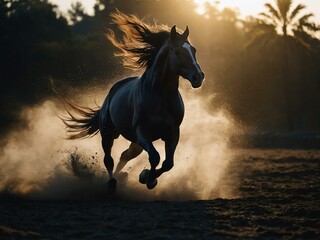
[148,111,173,126]
[144,102,183,132]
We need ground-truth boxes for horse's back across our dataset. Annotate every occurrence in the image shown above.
[108,77,138,100]
[99,76,139,137]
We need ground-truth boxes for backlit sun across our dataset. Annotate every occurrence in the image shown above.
[193,0,267,19]
[193,0,216,16]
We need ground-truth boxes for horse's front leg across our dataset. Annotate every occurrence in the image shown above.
[155,128,180,178]
[136,126,160,189]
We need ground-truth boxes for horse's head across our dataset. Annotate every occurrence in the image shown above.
[167,26,205,88]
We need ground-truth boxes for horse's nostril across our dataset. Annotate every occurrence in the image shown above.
[192,74,199,82]
[194,72,204,82]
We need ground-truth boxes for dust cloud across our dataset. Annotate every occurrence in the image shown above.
[0,85,239,201]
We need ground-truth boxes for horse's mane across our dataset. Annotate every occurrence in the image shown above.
[106,10,171,70]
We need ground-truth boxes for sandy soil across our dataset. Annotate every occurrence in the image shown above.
[1,149,319,239]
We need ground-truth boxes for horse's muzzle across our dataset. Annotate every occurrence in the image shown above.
[191,71,205,88]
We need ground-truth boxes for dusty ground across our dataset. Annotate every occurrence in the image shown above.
[0,149,319,239]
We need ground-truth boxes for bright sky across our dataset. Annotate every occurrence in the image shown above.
[51,0,96,15]
[50,0,320,23]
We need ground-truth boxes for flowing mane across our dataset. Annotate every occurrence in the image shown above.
[106,10,171,70]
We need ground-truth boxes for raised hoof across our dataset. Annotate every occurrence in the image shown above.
[139,169,150,184]
[146,178,158,189]
[107,178,117,194]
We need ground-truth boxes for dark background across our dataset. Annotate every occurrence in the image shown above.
[1,0,319,144]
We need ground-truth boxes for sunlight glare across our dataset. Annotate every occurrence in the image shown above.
[195,6,206,15]
[193,0,264,18]
[193,0,216,16]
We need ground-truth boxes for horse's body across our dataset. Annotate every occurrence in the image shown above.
[61,11,204,190]
[100,75,184,142]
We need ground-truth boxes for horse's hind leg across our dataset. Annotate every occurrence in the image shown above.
[101,132,116,190]
[114,142,143,175]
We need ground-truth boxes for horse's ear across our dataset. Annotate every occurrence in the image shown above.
[170,25,177,41]
[182,26,189,39]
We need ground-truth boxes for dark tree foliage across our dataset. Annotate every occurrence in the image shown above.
[0,0,319,134]
[1,0,69,97]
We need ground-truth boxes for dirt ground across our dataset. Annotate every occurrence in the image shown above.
[1,149,319,239]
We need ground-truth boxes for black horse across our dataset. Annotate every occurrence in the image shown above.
[61,11,204,190]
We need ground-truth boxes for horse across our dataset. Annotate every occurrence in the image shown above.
[60,11,204,190]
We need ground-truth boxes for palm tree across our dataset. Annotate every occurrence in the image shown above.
[258,0,318,38]
[247,0,319,131]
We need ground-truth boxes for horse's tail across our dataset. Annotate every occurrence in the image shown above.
[59,99,101,140]
[52,82,100,140]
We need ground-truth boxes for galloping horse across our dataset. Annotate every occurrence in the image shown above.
[61,11,204,190]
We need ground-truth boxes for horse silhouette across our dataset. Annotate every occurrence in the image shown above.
[60,11,205,191]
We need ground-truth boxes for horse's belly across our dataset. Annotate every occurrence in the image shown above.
[109,94,136,140]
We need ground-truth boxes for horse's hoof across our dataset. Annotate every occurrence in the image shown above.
[107,178,117,193]
[146,178,157,189]
[139,169,149,184]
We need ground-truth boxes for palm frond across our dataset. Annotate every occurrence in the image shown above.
[291,13,316,31]
[298,13,314,23]
[259,12,278,26]
[289,4,305,21]
[276,0,292,22]
[299,21,320,32]
[264,3,281,21]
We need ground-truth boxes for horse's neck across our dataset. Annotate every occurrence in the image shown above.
[143,44,179,94]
